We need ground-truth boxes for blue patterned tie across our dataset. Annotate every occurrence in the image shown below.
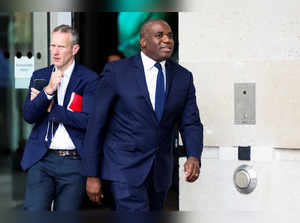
[154,62,165,121]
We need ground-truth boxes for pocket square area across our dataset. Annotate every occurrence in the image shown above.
[68,92,82,112]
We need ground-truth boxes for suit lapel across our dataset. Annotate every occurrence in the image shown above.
[131,55,177,124]
[165,60,175,101]
[63,64,81,107]
[159,60,176,122]
[132,54,158,122]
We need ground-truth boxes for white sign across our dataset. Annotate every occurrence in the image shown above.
[14,56,34,78]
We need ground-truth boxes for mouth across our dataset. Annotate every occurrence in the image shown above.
[160,46,173,53]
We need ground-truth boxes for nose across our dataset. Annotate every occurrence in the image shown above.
[52,47,59,55]
[164,35,171,43]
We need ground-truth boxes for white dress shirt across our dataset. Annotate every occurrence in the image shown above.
[48,60,76,150]
[140,51,166,110]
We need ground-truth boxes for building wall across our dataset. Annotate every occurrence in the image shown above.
[179,1,300,148]
[179,148,300,212]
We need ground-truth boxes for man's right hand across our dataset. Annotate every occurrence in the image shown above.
[86,177,103,204]
[44,69,64,95]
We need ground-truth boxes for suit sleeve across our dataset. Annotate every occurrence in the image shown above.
[23,72,52,124]
[81,64,117,176]
[179,72,203,161]
[48,75,99,131]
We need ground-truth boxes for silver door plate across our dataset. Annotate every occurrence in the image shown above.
[233,164,257,194]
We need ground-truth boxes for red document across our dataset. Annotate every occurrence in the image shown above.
[67,92,82,112]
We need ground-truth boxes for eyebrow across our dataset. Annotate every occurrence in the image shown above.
[154,31,173,34]
[50,43,65,47]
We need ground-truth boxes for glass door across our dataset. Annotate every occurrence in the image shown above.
[0,12,48,209]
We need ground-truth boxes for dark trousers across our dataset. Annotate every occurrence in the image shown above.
[24,151,85,211]
[109,168,169,212]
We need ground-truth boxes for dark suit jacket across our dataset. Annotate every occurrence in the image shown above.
[82,53,203,191]
[21,63,99,171]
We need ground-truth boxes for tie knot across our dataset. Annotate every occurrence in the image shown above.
[154,62,162,71]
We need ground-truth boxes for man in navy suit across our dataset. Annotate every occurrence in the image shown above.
[21,24,99,211]
[83,19,203,211]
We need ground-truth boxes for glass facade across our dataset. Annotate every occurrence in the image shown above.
[0,12,33,209]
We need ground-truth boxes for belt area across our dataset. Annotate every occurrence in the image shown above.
[48,149,79,157]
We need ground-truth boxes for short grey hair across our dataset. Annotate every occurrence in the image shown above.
[52,24,79,46]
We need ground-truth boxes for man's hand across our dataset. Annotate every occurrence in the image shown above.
[184,156,200,182]
[86,177,103,204]
[30,88,40,101]
[44,69,64,95]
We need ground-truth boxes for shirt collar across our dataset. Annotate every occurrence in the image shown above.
[61,60,75,79]
[140,51,166,70]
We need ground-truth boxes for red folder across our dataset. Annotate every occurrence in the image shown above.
[67,92,82,112]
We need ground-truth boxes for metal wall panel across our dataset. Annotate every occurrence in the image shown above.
[234,83,256,125]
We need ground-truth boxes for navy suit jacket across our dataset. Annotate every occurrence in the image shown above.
[82,53,203,191]
[21,63,99,171]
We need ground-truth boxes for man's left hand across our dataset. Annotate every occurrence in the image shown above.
[184,156,200,182]
[30,88,40,101]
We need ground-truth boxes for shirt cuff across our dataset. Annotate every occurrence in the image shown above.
[44,89,54,100]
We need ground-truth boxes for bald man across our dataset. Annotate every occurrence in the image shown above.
[82,19,203,211]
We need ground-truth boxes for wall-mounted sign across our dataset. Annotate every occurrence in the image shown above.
[14,56,34,88]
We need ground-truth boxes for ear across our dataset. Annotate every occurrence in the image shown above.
[72,44,80,56]
[140,38,146,49]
